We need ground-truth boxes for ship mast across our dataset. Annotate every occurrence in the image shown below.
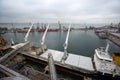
[48,53,57,80]
[41,24,49,52]
[62,25,71,63]
[24,23,33,42]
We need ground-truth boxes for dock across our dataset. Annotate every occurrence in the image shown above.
[107,32,120,47]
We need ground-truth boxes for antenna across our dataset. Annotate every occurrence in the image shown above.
[62,24,71,63]
[24,23,33,42]
[41,24,49,52]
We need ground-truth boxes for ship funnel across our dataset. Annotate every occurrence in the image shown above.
[62,24,71,63]
[24,23,34,42]
[105,42,109,53]
[41,24,49,52]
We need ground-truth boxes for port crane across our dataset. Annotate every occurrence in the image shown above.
[41,24,49,52]
[62,25,71,63]
[24,23,34,42]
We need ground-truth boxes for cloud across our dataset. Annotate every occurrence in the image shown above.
[0,0,120,23]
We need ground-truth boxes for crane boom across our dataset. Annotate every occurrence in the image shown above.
[62,25,71,63]
[24,23,33,42]
[64,25,71,50]
[41,24,49,52]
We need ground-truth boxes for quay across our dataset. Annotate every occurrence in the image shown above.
[107,32,120,47]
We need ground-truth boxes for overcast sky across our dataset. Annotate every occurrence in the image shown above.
[0,0,120,23]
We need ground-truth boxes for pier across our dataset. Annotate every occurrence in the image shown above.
[107,32,120,47]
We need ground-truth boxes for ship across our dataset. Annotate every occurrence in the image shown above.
[95,29,107,39]
[97,32,107,39]
[93,43,120,79]
[38,28,59,32]
[17,24,35,33]
[37,23,59,32]
[17,28,35,33]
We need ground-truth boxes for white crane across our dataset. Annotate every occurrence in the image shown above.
[41,24,49,52]
[62,24,71,63]
[24,23,34,42]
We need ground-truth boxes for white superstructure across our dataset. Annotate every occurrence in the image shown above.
[93,44,120,76]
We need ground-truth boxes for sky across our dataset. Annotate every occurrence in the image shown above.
[0,0,120,24]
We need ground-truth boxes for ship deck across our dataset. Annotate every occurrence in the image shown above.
[41,49,64,62]
[65,54,94,71]
[40,49,94,71]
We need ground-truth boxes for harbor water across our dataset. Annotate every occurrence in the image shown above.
[3,30,120,57]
